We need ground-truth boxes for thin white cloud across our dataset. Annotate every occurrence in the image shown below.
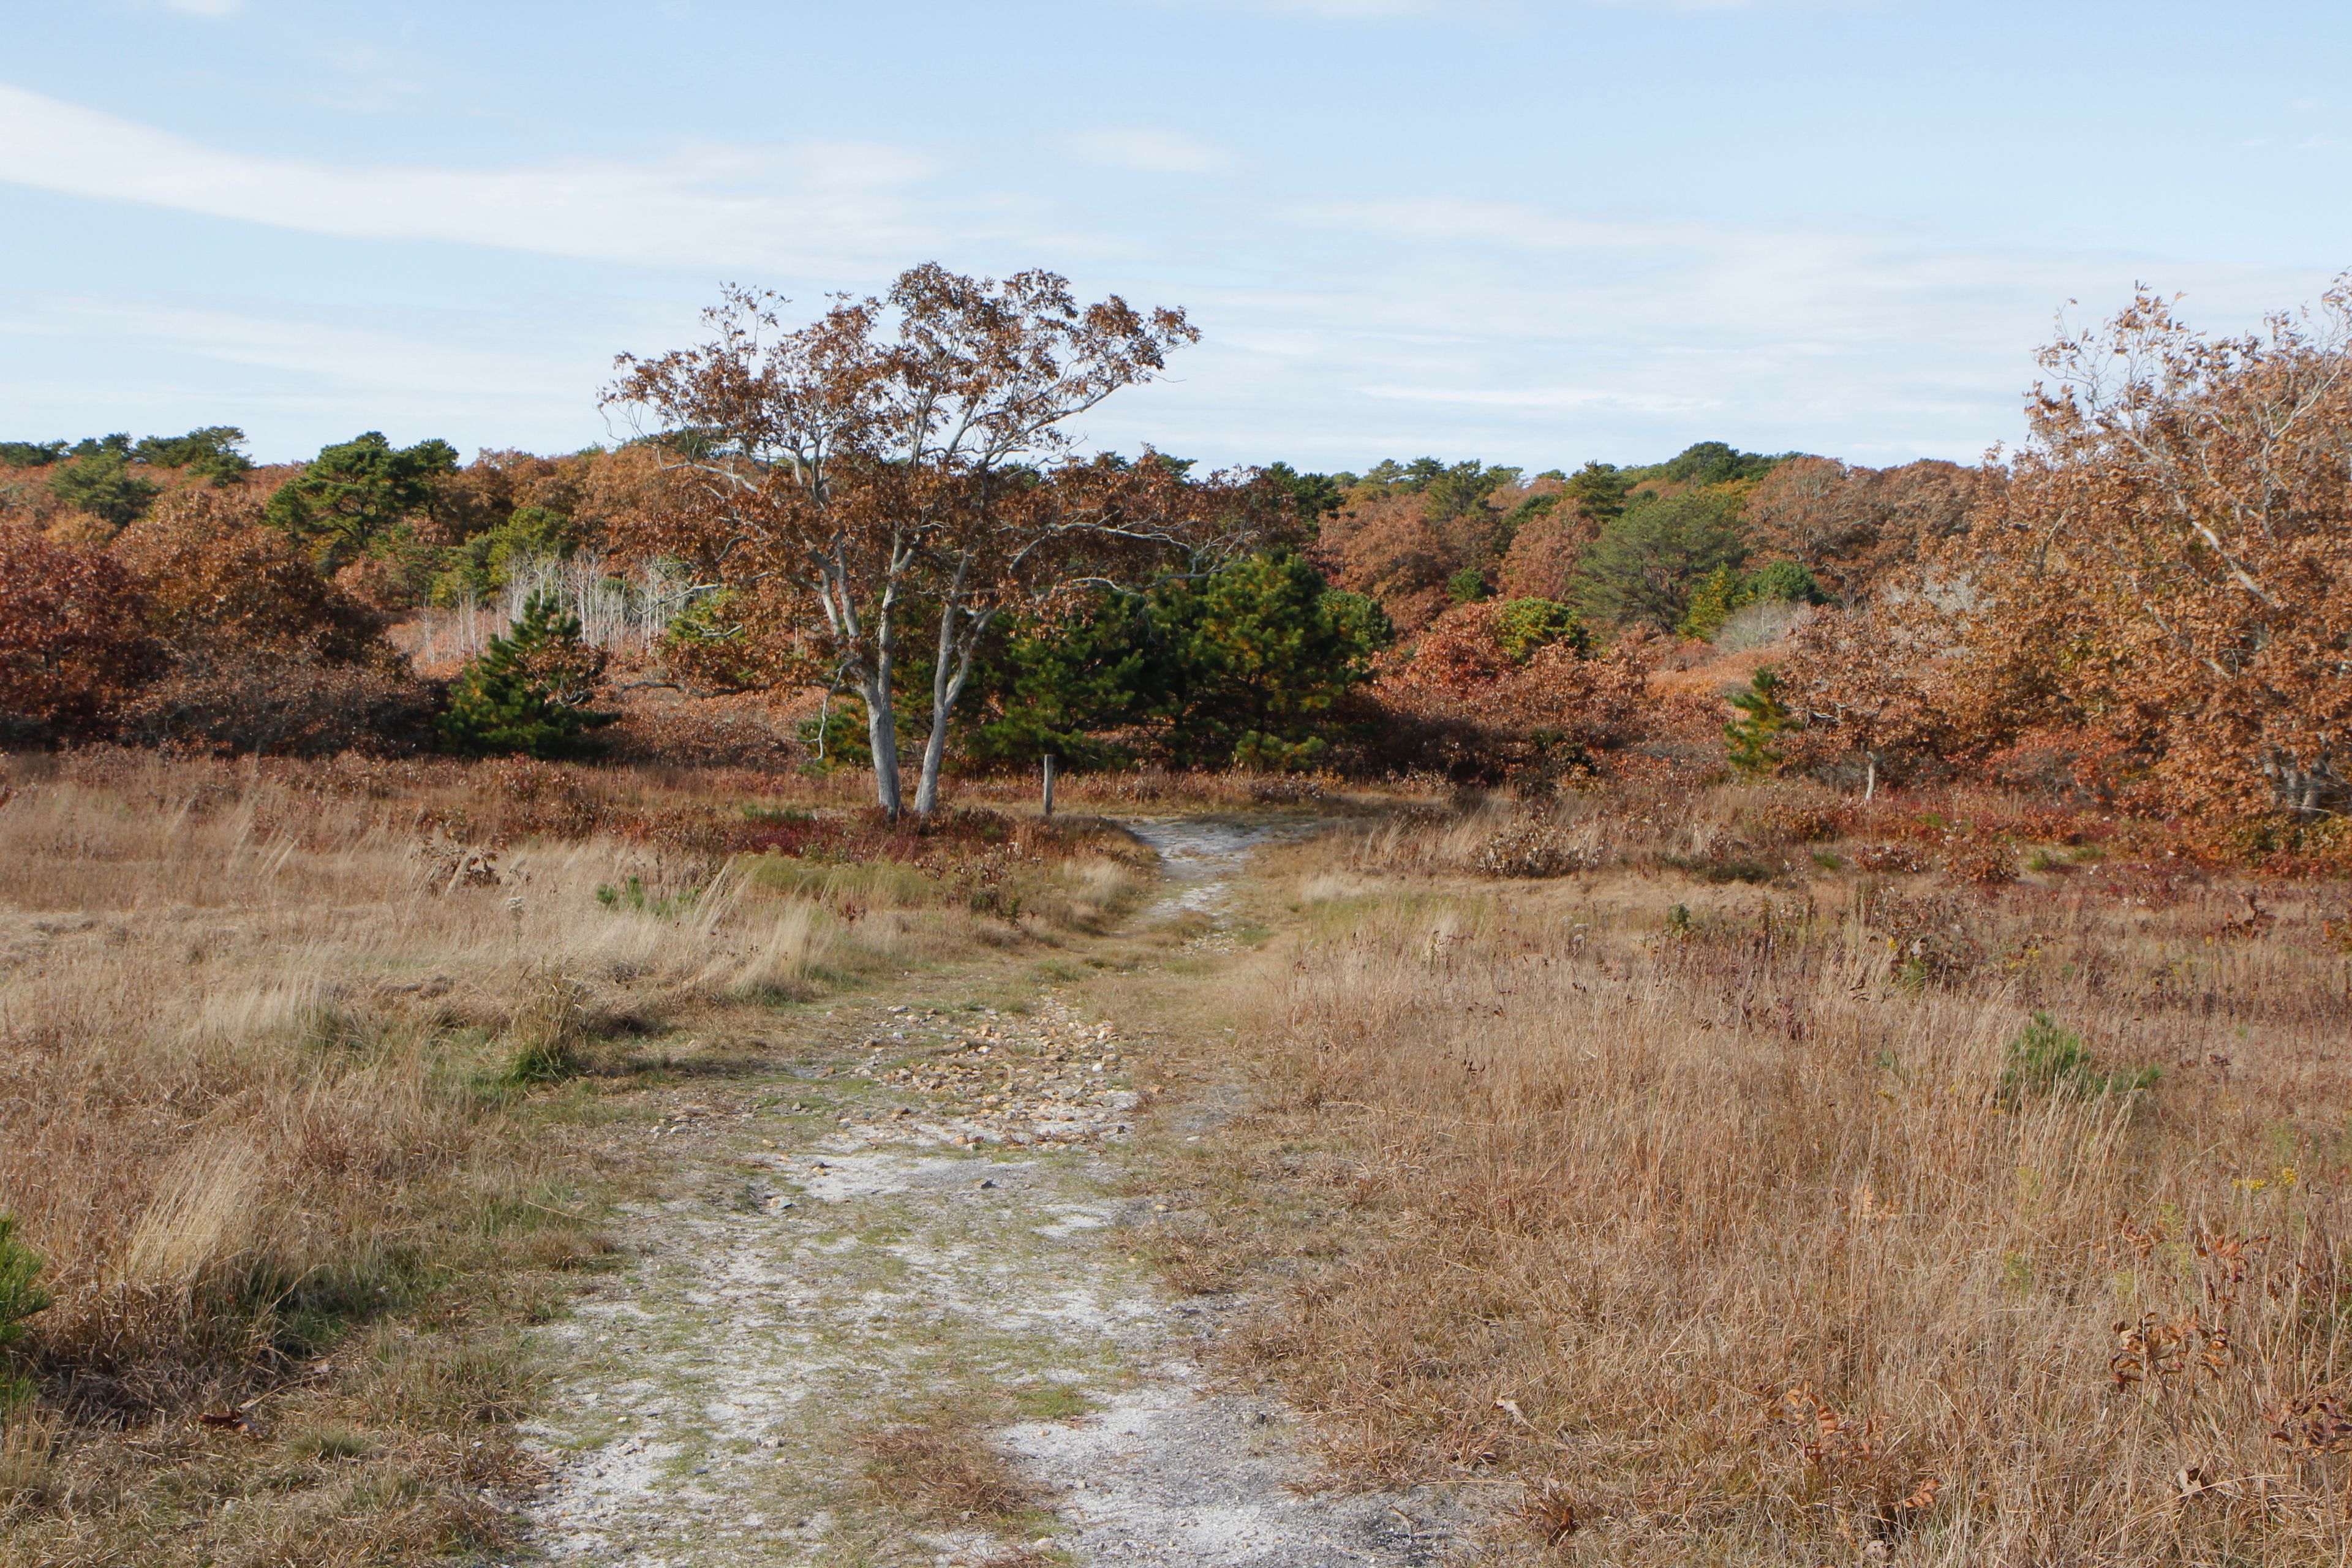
[1262,0,1438,14]
[0,83,964,274]
[1177,0,1843,18]
[157,0,241,15]
[0,86,2329,473]
[1357,384,1715,414]
[1061,127,1236,176]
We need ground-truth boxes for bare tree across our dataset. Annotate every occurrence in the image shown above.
[606,264,1257,815]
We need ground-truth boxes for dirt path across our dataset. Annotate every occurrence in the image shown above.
[504,818,1459,1567]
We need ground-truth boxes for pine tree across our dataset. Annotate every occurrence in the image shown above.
[438,591,614,758]
[0,1212,48,1411]
[1724,665,1791,778]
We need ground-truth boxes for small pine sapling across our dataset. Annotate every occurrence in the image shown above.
[1724,666,1792,778]
[438,590,616,759]
[1999,1012,2160,1105]
[0,1215,50,1411]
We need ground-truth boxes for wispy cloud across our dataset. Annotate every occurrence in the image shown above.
[1259,0,1441,15]
[1060,127,1236,176]
[0,85,2326,471]
[0,83,966,275]
[157,0,241,15]
[1169,0,1847,18]
[1357,384,1714,413]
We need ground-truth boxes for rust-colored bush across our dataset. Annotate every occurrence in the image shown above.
[0,524,158,741]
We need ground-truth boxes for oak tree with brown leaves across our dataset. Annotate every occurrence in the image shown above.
[1980,281,2352,824]
[606,265,1259,815]
[1787,279,2352,834]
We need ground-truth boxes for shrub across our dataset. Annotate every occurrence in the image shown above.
[118,648,440,757]
[112,487,386,663]
[1724,666,1792,777]
[0,526,159,740]
[439,592,614,759]
[48,451,160,530]
[1493,598,1588,662]
[1680,560,1823,639]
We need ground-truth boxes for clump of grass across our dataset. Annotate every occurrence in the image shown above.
[501,969,592,1085]
[0,1217,48,1412]
[283,1421,380,1462]
[594,873,704,919]
[1999,1011,2160,1104]
[853,1422,1047,1525]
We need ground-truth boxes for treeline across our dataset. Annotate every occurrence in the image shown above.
[0,418,1936,778]
[0,427,674,755]
[6,264,2351,853]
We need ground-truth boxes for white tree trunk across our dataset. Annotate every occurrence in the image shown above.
[913,639,980,816]
[862,671,902,817]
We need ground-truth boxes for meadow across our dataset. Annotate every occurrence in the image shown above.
[1169,786,2352,1564]
[4,749,2351,1567]
[0,749,1151,1566]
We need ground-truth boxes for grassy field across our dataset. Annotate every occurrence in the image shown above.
[0,749,1152,1566]
[6,753,2348,1566]
[1161,788,2352,1565]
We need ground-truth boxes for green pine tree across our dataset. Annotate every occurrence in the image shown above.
[0,1213,49,1412]
[439,591,615,758]
[1724,666,1791,778]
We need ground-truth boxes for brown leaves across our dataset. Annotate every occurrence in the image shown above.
[1369,601,1651,781]
[2111,1310,2235,1393]
[1774,1384,1881,1469]
[0,522,159,737]
[2269,1392,2352,1454]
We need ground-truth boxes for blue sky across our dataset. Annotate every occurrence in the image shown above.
[2,0,2347,472]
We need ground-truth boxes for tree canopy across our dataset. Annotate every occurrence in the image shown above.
[606,264,1267,815]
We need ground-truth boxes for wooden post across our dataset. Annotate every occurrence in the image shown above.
[1041,753,1057,820]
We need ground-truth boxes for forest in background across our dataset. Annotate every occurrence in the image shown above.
[4,272,2350,865]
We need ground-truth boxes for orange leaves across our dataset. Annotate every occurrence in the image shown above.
[2111,1310,2234,1393]
[110,486,384,665]
[1766,1385,1940,1541]
[1774,1384,1882,1469]
[1368,601,1652,780]
[0,523,158,737]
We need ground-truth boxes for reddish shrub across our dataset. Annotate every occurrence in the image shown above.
[0,524,159,741]
[111,487,385,663]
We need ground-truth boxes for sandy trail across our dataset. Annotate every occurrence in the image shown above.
[507,816,1456,1567]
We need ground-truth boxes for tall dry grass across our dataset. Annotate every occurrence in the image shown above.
[0,748,1143,1561]
[1210,804,2352,1565]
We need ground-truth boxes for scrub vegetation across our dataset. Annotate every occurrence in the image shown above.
[7,265,2352,1566]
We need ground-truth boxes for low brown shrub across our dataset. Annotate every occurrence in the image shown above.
[116,647,440,756]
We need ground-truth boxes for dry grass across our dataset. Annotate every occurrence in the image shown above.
[0,748,1144,1564]
[1191,790,2352,1565]
[853,1422,1050,1525]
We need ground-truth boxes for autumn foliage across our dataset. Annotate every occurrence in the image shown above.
[1781,280,2352,848]
[0,525,157,739]
[8,268,2352,856]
